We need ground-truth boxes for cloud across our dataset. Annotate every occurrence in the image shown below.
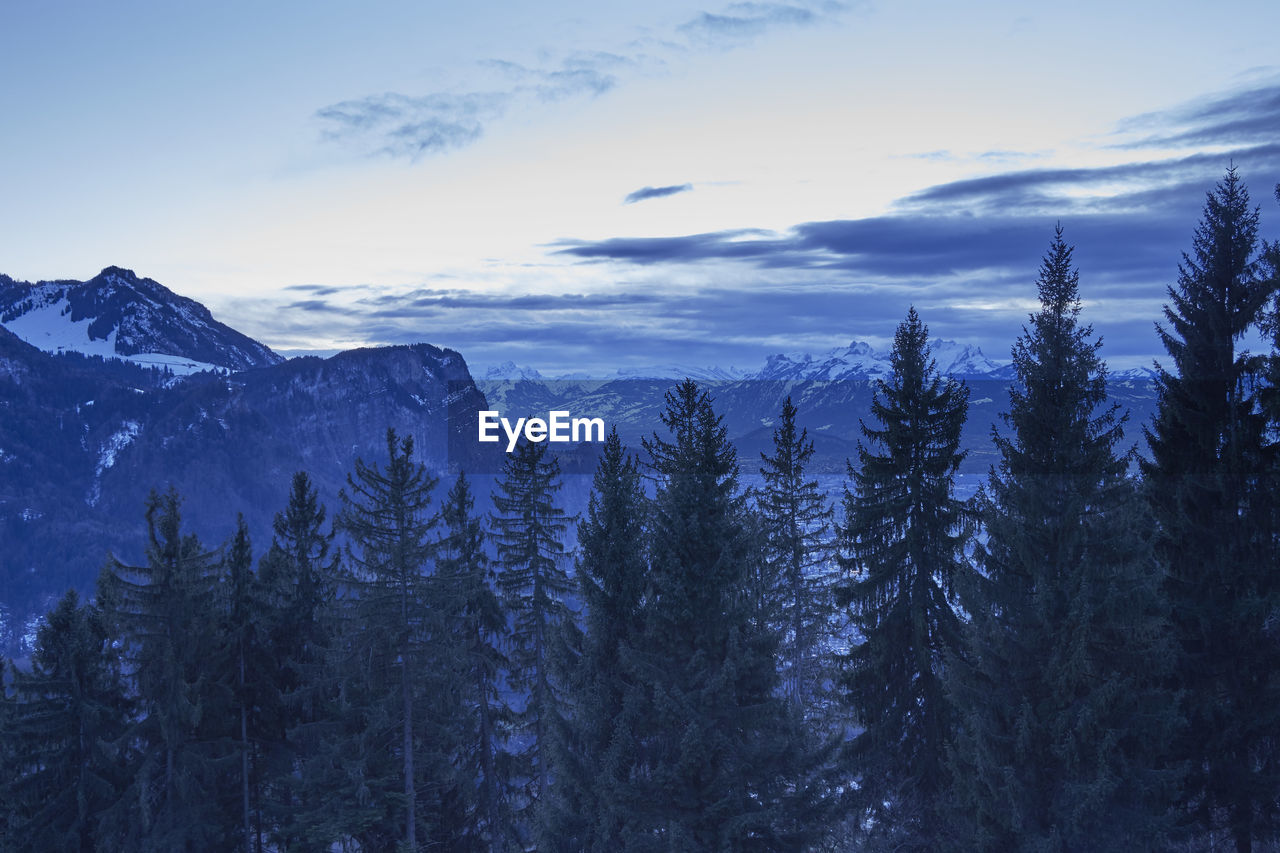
[553,213,1190,285]
[623,183,694,204]
[1116,81,1280,149]
[678,2,823,42]
[285,80,1280,374]
[315,2,847,160]
[899,144,1280,214]
[534,105,1280,372]
[316,92,508,158]
[481,52,628,101]
[283,283,346,296]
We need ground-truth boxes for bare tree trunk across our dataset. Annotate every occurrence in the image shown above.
[240,648,252,853]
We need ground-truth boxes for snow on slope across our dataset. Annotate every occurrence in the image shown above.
[3,298,222,375]
[0,267,281,373]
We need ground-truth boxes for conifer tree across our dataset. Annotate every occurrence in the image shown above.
[218,516,260,853]
[330,429,440,850]
[490,438,572,831]
[435,470,514,850]
[1142,169,1280,850]
[837,307,969,848]
[758,396,835,714]
[259,471,335,702]
[0,589,130,852]
[950,228,1178,851]
[255,471,337,847]
[542,428,649,850]
[96,488,235,851]
[618,380,818,849]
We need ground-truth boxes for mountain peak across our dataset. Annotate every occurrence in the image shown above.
[0,268,282,373]
[98,265,138,280]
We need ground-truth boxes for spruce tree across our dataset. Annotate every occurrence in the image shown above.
[618,380,817,849]
[950,228,1178,851]
[218,516,260,853]
[330,429,440,849]
[543,428,649,850]
[490,438,572,834]
[435,470,514,850]
[0,589,130,852]
[1142,169,1280,851]
[837,307,969,849]
[255,471,337,848]
[96,488,235,852]
[758,396,835,714]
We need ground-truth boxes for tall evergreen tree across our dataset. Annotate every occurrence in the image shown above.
[96,488,235,852]
[1142,169,1280,851]
[617,380,818,849]
[837,307,969,849]
[543,428,649,850]
[757,396,835,714]
[435,470,515,850]
[255,471,337,848]
[0,590,130,852]
[217,516,261,853]
[329,429,440,850]
[490,438,572,833]
[951,228,1178,851]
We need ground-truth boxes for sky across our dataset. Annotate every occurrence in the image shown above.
[3,0,1279,375]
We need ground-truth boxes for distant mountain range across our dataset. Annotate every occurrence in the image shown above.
[0,266,1160,654]
[481,338,1157,385]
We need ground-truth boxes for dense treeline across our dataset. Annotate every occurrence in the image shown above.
[3,169,1280,851]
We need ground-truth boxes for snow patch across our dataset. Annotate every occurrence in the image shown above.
[2,295,224,375]
[97,421,141,476]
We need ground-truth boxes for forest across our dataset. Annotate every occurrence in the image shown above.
[2,168,1279,852]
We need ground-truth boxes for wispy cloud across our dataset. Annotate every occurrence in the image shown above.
[1115,81,1280,149]
[316,92,509,158]
[678,2,832,42]
[315,2,848,160]
[624,183,694,204]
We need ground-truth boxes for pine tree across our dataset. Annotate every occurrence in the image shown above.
[837,307,969,848]
[328,429,440,849]
[950,228,1178,851]
[216,516,263,853]
[96,488,235,852]
[0,589,130,852]
[543,428,649,850]
[757,396,835,714]
[617,380,818,849]
[435,471,514,850]
[1142,169,1280,851]
[255,471,337,848]
[490,438,572,835]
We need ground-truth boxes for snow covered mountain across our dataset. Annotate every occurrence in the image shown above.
[483,338,1154,384]
[482,340,1009,384]
[0,266,282,373]
[754,339,1011,382]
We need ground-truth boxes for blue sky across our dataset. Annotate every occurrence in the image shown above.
[3,0,1279,375]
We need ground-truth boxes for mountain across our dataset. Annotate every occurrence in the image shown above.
[753,339,1012,382]
[475,338,1160,481]
[0,270,492,652]
[0,266,282,373]
[0,271,1160,654]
